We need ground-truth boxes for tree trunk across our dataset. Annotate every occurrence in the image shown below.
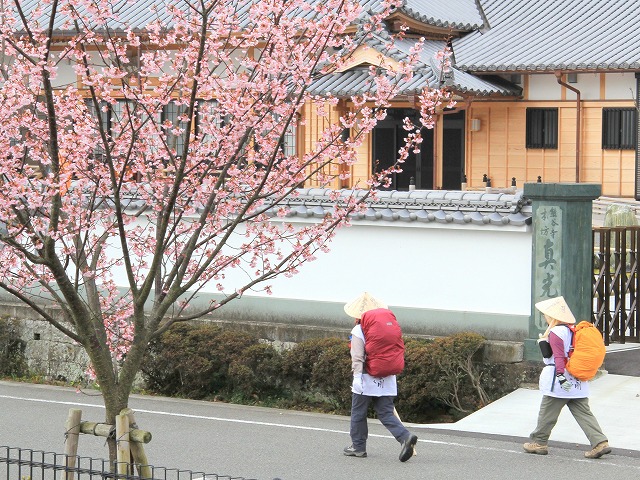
[103,389,130,465]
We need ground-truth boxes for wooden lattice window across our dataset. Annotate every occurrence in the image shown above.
[602,107,636,150]
[526,108,558,149]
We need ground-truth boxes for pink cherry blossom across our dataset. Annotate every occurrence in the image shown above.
[0,0,447,455]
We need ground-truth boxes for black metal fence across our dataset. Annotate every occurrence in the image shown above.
[592,226,640,345]
[0,445,256,480]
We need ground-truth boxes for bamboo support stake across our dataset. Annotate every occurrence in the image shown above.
[64,408,82,480]
[120,408,152,479]
[115,413,130,476]
[79,421,151,443]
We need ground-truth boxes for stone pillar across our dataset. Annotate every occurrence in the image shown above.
[523,182,601,360]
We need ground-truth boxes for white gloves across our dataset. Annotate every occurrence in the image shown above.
[556,373,572,392]
[352,374,363,395]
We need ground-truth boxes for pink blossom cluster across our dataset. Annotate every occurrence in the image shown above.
[0,0,447,391]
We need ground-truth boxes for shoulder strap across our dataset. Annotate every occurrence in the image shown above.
[567,324,576,357]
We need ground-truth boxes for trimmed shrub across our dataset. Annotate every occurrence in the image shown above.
[398,333,488,422]
[309,338,352,411]
[228,343,283,399]
[479,361,541,401]
[396,337,445,422]
[142,324,524,422]
[141,323,258,399]
[280,337,352,413]
[281,337,347,387]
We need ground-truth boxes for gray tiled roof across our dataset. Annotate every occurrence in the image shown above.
[308,67,433,97]
[14,0,378,32]
[20,0,640,77]
[390,36,520,95]
[309,29,521,97]
[357,0,484,31]
[18,0,483,34]
[266,188,533,227]
[453,0,640,72]
[17,0,178,31]
[396,0,485,31]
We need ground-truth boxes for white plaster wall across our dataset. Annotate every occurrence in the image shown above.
[605,72,636,101]
[107,216,533,317]
[51,58,78,89]
[528,72,636,101]
[528,74,563,100]
[258,221,533,316]
[564,73,600,101]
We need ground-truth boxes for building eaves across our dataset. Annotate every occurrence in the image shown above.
[311,29,520,98]
[397,0,486,31]
[266,188,533,227]
[391,36,520,95]
[308,67,434,97]
[452,0,640,73]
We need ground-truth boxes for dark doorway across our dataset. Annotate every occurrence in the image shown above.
[442,110,466,190]
[372,108,434,190]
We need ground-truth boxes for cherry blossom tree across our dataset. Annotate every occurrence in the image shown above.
[0,0,451,460]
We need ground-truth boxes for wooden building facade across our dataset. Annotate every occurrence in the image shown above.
[302,0,640,199]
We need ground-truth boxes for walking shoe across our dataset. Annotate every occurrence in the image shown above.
[399,434,418,462]
[523,442,548,455]
[343,445,367,457]
[584,441,611,459]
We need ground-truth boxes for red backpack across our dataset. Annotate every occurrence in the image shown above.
[360,308,405,377]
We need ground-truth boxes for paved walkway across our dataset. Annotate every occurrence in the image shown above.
[603,343,640,377]
[422,345,640,455]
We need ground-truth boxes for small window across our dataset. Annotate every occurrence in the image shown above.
[195,99,222,137]
[602,107,636,150]
[162,101,190,157]
[280,122,297,157]
[85,99,110,158]
[526,108,558,149]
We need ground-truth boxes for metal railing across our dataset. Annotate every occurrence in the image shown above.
[592,226,640,345]
[0,445,256,480]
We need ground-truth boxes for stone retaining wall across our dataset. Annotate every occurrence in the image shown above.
[2,303,524,382]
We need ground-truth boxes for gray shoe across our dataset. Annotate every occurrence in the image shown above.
[399,434,418,462]
[343,445,367,457]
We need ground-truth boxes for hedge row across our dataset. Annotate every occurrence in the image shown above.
[141,323,539,422]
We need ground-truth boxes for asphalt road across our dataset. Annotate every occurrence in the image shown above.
[1,380,640,480]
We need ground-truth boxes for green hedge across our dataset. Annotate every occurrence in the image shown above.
[142,323,535,422]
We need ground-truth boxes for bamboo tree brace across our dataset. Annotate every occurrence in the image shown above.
[79,421,152,443]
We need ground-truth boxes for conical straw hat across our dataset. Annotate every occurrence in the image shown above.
[344,292,387,319]
[535,296,576,325]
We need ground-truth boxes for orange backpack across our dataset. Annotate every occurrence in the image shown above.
[566,321,606,381]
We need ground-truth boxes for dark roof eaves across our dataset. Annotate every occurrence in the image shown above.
[268,188,533,227]
[458,63,640,73]
[397,7,483,31]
